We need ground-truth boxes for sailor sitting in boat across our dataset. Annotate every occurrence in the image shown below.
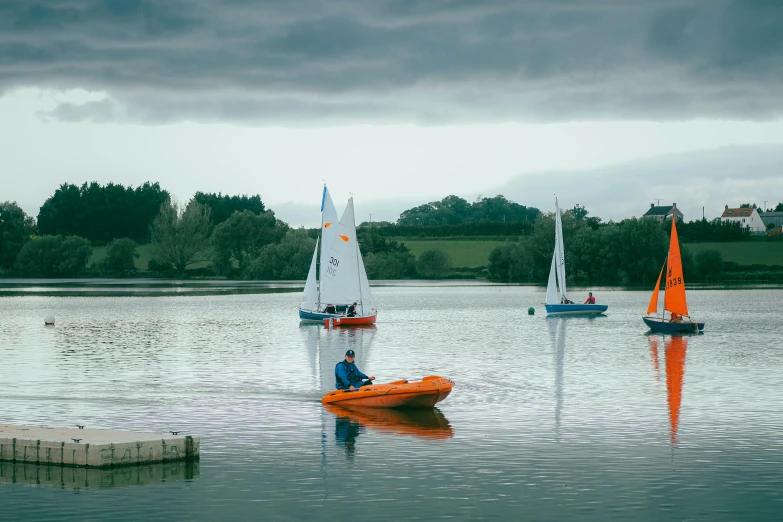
[584,292,596,304]
[669,313,683,322]
[561,297,574,304]
[335,349,375,391]
[346,301,358,317]
[323,303,337,314]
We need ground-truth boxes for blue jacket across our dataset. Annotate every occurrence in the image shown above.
[335,360,368,390]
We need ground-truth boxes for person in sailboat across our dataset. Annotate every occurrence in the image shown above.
[346,301,358,317]
[335,349,375,391]
[584,292,596,304]
[323,303,337,315]
[561,296,574,304]
[669,313,683,322]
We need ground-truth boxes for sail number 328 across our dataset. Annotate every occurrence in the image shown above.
[667,277,682,288]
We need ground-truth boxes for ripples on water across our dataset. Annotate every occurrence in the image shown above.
[1,285,782,521]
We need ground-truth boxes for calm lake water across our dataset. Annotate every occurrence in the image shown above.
[1,283,782,521]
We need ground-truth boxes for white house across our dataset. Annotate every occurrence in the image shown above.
[720,204,766,233]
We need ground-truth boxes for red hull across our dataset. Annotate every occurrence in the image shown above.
[323,314,377,327]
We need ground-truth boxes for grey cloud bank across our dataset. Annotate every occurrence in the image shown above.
[2,0,782,124]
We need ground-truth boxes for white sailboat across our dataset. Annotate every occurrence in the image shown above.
[299,190,377,325]
[544,196,608,316]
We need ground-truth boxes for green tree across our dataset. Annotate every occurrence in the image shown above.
[15,235,92,277]
[571,204,589,221]
[101,238,139,276]
[774,203,783,212]
[363,251,416,279]
[37,182,169,243]
[210,210,288,277]
[150,200,211,275]
[695,250,725,278]
[193,192,266,226]
[397,194,539,226]
[416,249,453,278]
[244,229,315,279]
[0,201,36,270]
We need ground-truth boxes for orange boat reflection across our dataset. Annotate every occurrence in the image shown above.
[664,335,688,445]
[324,403,454,440]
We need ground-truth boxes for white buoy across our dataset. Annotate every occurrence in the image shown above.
[44,315,55,325]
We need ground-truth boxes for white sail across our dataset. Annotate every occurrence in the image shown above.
[320,198,376,316]
[318,186,339,306]
[545,250,559,305]
[300,238,319,311]
[357,252,375,316]
[554,196,567,300]
[321,219,358,306]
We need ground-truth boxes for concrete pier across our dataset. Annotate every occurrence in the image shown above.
[0,425,200,468]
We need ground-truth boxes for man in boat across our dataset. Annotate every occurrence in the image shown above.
[561,297,574,304]
[670,313,683,322]
[346,301,358,317]
[584,292,596,304]
[335,349,375,391]
[323,303,337,314]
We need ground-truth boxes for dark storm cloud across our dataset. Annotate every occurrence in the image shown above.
[1,0,782,124]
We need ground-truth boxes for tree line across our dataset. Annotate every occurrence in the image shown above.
[396,194,540,226]
[486,211,761,285]
[1,183,780,280]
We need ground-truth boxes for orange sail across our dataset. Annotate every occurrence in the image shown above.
[665,335,688,445]
[663,219,689,316]
[647,264,664,315]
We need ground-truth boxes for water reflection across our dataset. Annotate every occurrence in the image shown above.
[648,335,689,445]
[325,404,453,459]
[547,317,567,441]
[665,336,688,445]
[300,323,376,392]
[0,460,198,490]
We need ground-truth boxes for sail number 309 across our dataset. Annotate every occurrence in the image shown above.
[326,257,339,276]
[667,277,682,288]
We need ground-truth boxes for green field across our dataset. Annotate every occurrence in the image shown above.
[683,242,783,266]
[394,238,508,268]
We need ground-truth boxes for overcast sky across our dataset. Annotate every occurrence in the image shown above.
[1,0,782,226]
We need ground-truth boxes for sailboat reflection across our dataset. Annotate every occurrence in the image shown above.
[548,317,566,441]
[300,322,376,392]
[648,335,689,445]
[325,404,453,457]
[665,335,688,445]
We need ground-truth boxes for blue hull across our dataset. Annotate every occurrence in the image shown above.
[643,317,704,333]
[299,309,341,323]
[545,304,608,316]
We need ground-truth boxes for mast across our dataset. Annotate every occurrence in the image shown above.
[316,185,326,310]
[554,195,566,302]
[351,197,364,316]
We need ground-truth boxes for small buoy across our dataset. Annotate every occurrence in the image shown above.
[528,307,535,315]
[44,315,55,325]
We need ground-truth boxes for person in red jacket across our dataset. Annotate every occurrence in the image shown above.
[584,292,596,304]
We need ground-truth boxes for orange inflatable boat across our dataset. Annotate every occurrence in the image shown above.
[324,403,454,439]
[321,375,454,408]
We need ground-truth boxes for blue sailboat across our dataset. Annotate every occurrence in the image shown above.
[544,196,608,316]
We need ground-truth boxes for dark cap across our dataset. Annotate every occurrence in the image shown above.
[345,349,355,357]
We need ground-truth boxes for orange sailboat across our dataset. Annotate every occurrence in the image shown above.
[643,219,705,333]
